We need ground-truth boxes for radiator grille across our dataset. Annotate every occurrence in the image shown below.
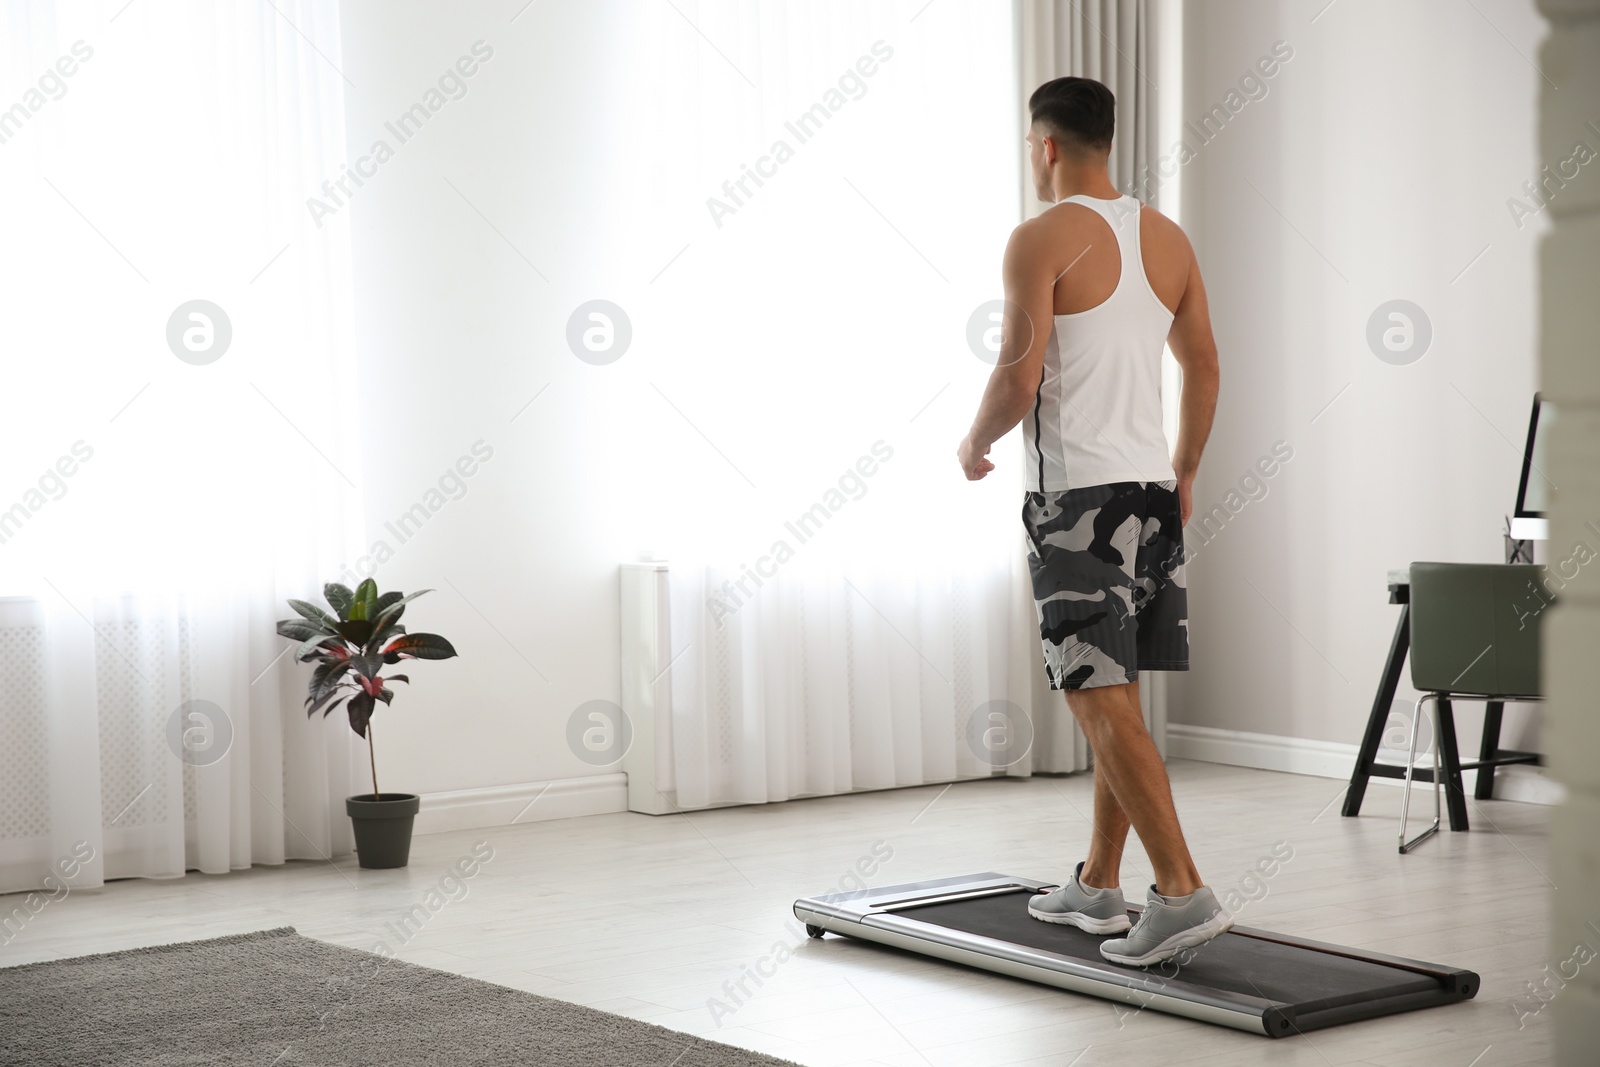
[0,606,194,837]
[0,622,50,840]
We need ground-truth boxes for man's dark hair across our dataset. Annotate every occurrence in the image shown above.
[1028,76,1115,154]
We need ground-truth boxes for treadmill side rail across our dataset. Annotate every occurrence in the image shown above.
[793,872,1049,925]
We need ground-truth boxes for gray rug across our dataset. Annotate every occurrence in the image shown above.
[0,927,804,1066]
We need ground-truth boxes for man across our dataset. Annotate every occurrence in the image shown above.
[957,76,1225,967]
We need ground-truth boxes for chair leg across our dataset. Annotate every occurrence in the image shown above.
[1476,701,1505,800]
[1400,694,1442,854]
[1435,697,1470,831]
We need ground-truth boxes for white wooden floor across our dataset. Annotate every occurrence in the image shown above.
[2,761,1555,1066]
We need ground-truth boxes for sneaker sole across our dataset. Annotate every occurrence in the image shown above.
[1027,905,1132,935]
[1098,911,1235,966]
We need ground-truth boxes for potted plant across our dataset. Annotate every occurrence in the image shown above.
[276,579,458,869]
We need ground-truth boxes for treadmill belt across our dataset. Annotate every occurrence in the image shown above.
[901,890,1439,1015]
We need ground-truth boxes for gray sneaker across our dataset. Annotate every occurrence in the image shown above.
[1027,861,1132,934]
[1099,884,1234,966]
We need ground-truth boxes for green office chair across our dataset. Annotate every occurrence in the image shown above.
[1399,562,1546,853]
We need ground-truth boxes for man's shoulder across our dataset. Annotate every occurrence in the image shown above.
[1009,201,1106,258]
[1005,211,1064,265]
[1138,204,1193,257]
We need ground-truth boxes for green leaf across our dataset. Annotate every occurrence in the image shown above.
[277,618,334,642]
[350,579,379,621]
[306,659,354,709]
[387,674,410,685]
[372,590,405,616]
[382,633,459,661]
[346,691,375,738]
[383,589,433,615]
[324,583,355,618]
[365,590,432,653]
[375,687,394,706]
[349,654,385,680]
[307,677,354,718]
[287,598,337,628]
[294,632,344,662]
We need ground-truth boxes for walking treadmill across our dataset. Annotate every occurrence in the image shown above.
[793,873,1477,1037]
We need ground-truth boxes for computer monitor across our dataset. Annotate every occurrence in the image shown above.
[1510,392,1554,541]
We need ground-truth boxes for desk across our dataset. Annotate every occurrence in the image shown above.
[1341,569,1540,831]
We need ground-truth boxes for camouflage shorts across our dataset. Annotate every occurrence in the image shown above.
[1022,481,1189,691]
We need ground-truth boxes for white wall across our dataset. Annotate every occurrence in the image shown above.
[1169,0,1549,759]
[332,0,648,799]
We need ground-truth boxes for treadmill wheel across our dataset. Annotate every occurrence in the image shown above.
[805,924,826,939]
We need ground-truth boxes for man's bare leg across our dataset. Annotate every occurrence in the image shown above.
[1065,678,1202,898]
[1077,677,1139,890]
[1079,738,1130,890]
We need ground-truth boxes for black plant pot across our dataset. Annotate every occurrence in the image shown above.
[346,793,420,869]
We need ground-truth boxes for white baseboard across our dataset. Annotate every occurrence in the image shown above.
[407,729,1563,838]
[414,773,626,836]
[1166,724,1564,806]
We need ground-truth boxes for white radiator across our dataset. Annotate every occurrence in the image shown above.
[0,597,51,848]
[618,562,679,815]
[0,595,196,876]
[619,561,766,815]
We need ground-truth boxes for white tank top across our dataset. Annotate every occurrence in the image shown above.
[1024,193,1177,492]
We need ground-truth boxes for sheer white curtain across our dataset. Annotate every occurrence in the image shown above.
[0,0,363,894]
[619,1,1041,808]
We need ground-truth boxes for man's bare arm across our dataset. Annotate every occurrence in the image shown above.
[1166,248,1220,521]
[958,222,1055,479]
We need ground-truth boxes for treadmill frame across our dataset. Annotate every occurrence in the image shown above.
[793,873,1478,1038]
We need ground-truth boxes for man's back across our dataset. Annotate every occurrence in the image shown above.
[1020,193,1193,493]
[1034,199,1191,316]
